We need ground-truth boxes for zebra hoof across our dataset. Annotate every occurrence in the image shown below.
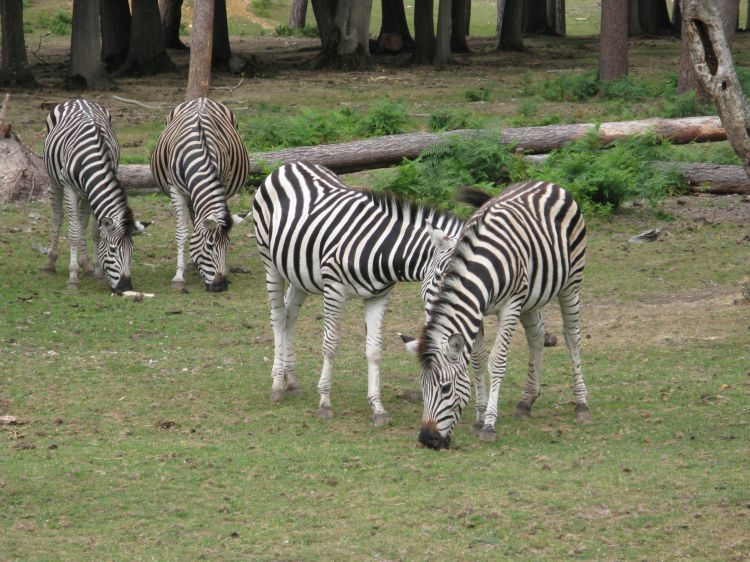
[66,282,78,291]
[285,383,302,397]
[513,402,532,419]
[478,427,497,442]
[470,420,484,436]
[575,404,593,424]
[269,389,285,403]
[316,407,333,420]
[372,413,390,426]
[42,266,55,274]
[171,280,185,290]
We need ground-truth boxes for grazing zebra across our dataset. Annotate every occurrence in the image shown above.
[150,97,250,292]
[43,99,148,293]
[252,161,464,424]
[412,181,590,449]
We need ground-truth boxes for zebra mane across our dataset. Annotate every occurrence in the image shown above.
[361,188,457,229]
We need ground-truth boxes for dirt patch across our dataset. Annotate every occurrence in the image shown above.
[663,194,750,226]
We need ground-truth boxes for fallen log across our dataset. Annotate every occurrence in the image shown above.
[659,162,750,195]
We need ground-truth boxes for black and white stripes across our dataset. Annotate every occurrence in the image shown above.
[43,99,146,293]
[253,161,464,423]
[151,97,250,291]
[416,181,590,449]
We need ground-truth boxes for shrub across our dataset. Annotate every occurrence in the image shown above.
[660,91,714,118]
[359,100,409,137]
[275,25,319,38]
[39,10,72,36]
[428,110,481,132]
[464,86,492,102]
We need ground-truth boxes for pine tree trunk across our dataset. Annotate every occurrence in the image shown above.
[119,0,175,76]
[67,0,113,89]
[186,0,214,100]
[496,0,505,35]
[159,0,188,50]
[101,0,132,70]
[451,0,470,53]
[212,0,231,66]
[0,0,36,86]
[628,0,643,36]
[434,0,452,64]
[376,0,413,53]
[525,0,552,33]
[289,0,308,28]
[311,0,373,68]
[413,0,435,64]
[498,0,524,50]
[546,0,565,36]
[600,0,628,81]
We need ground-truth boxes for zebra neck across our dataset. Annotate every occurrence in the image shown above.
[407,211,464,281]
[425,280,485,354]
[85,173,128,223]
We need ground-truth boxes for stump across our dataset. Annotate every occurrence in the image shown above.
[0,133,48,203]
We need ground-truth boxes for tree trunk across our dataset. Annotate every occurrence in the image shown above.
[67,0,114,89]
[159,0,188,49]
[628,0,643,36]
[101,0,132,71]
[681,0,750,181]
[186,0,214,100]
[599,0,629,81]
[546,0,565,36]
[434,0,452,64]
[498,0,524,50]
[212,0,231,67]
[673,0,681,33]
[413,0,435,64]
[525,0,552,33]
[119,0,175,76]
[376,0,413,53]
[638,0,672,34]
[451,0,470,53]
[496,0,505,35]
[311,0,373,69]
[289,0,308,28]
[657,162,750,194]
[0,0,36,86]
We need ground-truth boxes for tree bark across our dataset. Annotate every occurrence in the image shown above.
[525,0,552,33]
[638,0,673,34]
[119,0,175,76]
[547,0,565,35]
[451,0,470,53]
[67,0,114,89]
[413,0,435,64]
[186,0,215,100]
[212,0,231,67]
[376,0,413,53]
[311,0,373,69]
[159,0,188,50]
[0,0,36,86]
[496,0,505,35]
[498,0,524,50]
[599,0,629,81]
[289,0,308,28]
[657,162,750,194]
[101,0,132,71]
[434,0,452,64]
[681,0,750,181]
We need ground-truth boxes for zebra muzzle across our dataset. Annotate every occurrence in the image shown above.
[418,423,451,450]
[112,276,133,294]
[206,273,228,292]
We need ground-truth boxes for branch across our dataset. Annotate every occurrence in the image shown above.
[111,95,159,110]
[210,76,244,92]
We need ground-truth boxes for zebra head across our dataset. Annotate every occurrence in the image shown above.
[416,333,472,450]
[98,210,149,294]
[190,213,232,292]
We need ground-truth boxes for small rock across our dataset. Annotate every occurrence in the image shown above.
[629,227,664,244]
[543,332,557,347]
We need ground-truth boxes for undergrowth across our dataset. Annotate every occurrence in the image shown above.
[373,131,686,216]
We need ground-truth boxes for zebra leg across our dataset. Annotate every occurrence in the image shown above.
[90,204,104,279]
[364,293,390,425]
[45,183,64,273]
[63,188,82,290]
[559,288,592,423]
[470,322,489,436]
[265,267,289,403]
[480,304,522,442]
[513,309,545,419]
[77,200,94,276]
[170,190,190,288]
[316,284,346,419]
[282,285,307,396]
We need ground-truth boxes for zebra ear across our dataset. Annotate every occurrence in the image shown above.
[427,224,457,252]
[446,333,465,362]
[399,333,420,355]
[203,216,220,231]
[100,217,115,233]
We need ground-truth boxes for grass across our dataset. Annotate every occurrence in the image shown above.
[1,188,749,560]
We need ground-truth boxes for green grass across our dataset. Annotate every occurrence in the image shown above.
[1,189,749,560]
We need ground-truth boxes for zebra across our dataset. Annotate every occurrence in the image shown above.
[252,161,464,424]
[43,99,149,293]
[411,181,591,449]
[150,97,250,292]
